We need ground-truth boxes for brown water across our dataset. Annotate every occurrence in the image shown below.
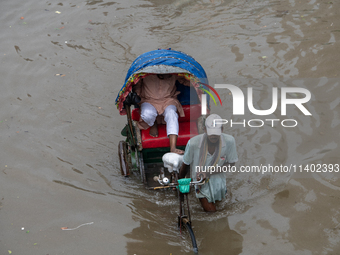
[0,0,339,254]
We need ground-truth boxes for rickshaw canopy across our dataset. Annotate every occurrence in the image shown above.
[115,49,209,115]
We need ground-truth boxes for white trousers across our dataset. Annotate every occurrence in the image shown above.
[140,102,179,136]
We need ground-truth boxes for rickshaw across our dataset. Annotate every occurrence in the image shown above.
[115,49,213,253]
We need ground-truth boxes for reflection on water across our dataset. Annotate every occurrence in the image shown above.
[0,0,339,254]
[125,193,244,254]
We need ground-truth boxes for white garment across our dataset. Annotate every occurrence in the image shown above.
[140,102,179,136]
[182,133,238,203]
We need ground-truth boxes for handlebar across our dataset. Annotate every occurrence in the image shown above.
[153,177,206,187]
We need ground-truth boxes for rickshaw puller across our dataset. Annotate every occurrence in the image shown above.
[178,114,238,212]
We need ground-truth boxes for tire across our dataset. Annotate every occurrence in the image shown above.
[183,221,198,253]
[118,141,130,176]
[138,151,146,184]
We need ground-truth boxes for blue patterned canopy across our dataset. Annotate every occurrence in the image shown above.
[125,49,207,82]
[115,49,208,108]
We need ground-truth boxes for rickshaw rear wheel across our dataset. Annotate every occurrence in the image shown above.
[118,141,130,176]
[138,151,147,184]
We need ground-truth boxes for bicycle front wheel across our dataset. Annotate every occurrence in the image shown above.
[183,221,198,254]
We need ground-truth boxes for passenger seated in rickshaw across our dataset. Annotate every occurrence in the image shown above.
[134,73,190,155]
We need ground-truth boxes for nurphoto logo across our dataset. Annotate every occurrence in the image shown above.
[200,84,312,128]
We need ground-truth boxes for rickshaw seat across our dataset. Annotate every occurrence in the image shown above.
[131,104,201,149]
[141,121,198,149]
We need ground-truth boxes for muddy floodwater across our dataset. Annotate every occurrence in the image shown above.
[1,0,340,254]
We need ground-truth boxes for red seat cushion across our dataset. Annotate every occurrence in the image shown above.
[131,104,201,122]
[141,121,198,149]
